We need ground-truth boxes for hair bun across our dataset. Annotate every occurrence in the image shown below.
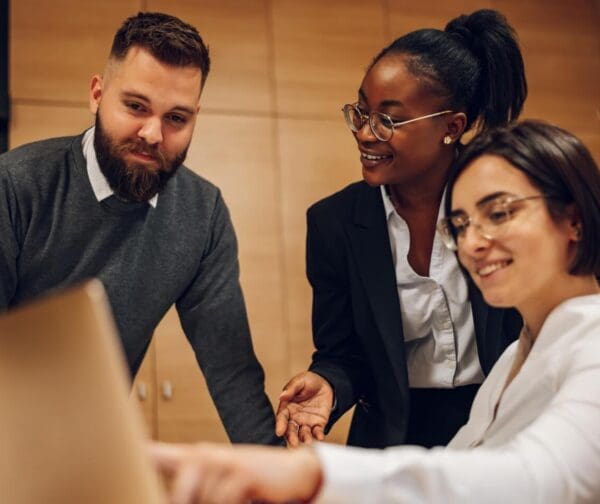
[445,9,511,55]
[445,14,477,48]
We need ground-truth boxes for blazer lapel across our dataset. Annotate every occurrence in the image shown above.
[347,184,409,390]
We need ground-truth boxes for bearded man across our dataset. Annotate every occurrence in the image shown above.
[0,11,279,445]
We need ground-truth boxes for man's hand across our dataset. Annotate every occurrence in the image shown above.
[149,442,322,504]
[275,371,334,447]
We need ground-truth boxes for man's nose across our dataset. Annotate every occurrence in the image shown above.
[138,117,163,145]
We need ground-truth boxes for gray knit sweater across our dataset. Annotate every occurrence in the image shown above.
[0,133,279,445]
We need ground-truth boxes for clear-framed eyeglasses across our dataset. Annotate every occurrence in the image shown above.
[342,103,454,142]
[437,194,551,251]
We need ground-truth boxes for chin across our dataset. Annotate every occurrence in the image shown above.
[480,287,516,309]
[361,169,382,187]
[361,168,400,188]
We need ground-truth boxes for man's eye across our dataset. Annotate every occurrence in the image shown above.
[167,114,187,125]
[126,102,145,112]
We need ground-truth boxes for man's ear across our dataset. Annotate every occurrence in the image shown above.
[89,75,103,114]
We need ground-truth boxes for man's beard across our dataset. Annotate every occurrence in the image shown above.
[94,114,189,203]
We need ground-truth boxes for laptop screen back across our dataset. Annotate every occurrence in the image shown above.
[0,280,163,503]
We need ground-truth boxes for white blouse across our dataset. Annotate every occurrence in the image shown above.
[315,294,600,503]
[380,186,484,388]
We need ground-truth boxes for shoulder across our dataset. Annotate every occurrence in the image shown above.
[0,136,80,171]
[545,294,600,341]
[168,166,221,204]
[308,180,378,222]
[162,166,232,225]
[538,294,600,369]
[0,135,83,191]
[174,166,220,194]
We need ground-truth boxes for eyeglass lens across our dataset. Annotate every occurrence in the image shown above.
[344,105,393,141]
[441,198,532,250]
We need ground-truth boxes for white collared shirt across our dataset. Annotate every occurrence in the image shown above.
[315,294,600,503]
[381,186,483,388]
[81,127,158,208]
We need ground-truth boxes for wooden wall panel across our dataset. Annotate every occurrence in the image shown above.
[277,117,360,444]
[387,0,493,37]
[272,0,386,118]
[278,118,359,371]
[9,104,91,148]
[10,0,141,103]
[495,0,600,163]
[154,307,229,442]
[130,342,158,439]
[148,0,273,114]
[185,113,287,401]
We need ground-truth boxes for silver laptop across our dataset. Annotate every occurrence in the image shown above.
[0,280,164,503]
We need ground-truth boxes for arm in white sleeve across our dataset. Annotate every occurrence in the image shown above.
[314,342,600,504]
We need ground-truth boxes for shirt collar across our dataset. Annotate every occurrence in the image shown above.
[82,127,158,208]
[381,185,395,219]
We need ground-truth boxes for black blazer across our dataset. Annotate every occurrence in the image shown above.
[307,181,521,448]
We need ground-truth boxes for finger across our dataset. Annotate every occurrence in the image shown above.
[210,473,254,504]
[275,408,290,437]
[298,424,314,445]
[312,425,325,441]
[285,420,300,448]
[170,460,203,504]
[279,377,305,402]
[148,442,185,475]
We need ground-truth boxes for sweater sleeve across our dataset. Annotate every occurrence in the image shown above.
[175,190,280,445]
[0,166,20,311]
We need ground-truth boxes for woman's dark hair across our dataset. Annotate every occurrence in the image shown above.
[446,120,600,277]
[111,12,211,88]
[370,9,527,133]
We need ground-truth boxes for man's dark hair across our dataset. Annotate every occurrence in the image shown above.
[447,120,600,277]
[110,12,210,88]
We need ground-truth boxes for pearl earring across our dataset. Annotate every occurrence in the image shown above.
[443,135,452,145]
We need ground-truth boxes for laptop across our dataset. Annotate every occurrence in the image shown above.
[0,280,164,503]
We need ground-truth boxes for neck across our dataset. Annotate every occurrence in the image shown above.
[518,274,600,340]
[387,150,454,211]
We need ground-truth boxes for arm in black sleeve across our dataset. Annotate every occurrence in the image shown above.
[306,207,367,427]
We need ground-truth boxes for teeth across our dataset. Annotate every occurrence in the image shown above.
[361,152,390,161]
[478,261,510,277]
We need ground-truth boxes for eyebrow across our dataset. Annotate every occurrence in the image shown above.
[120,91,196,116]
[475,191,515,208]
[357,89,404,109]
[450,191,515,215]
